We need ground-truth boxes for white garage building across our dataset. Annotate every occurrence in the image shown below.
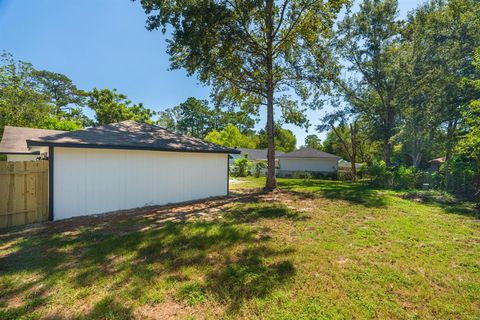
[27,120,238,221]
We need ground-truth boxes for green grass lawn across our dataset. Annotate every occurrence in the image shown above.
[1,178,479,319]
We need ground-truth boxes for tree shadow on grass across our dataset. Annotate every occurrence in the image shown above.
[278,179,388,208]
[205,245,295,315]
[224,202,308,223]
[0,196,301,318]
[438,202,479,218]
[81,295,134,320]
[401,191,479,219]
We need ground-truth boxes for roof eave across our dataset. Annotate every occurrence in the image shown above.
[27,140,240,154]
[0,151,41,155]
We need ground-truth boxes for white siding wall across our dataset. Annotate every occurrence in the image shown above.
[279,158,338,172]
[53,147,228,220]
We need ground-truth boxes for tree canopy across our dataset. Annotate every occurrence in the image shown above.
[86,88,155,126]
[137,0,349,190]
[204,124,257,148]
[157,97,256,138]
[304,134,322,150]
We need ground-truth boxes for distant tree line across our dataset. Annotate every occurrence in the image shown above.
[0,52,296,152]
[312,0,480,195]
[0,51,155,134]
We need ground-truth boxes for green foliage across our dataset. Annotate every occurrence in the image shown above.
[322,127,350,160]
[0,51,94,135]
[0,52,53,134]
[158,97,211,138]
[254,161,267,178]
[255,160,267,178]
[0,52,156,135]
[442,156,479,200]
[157,97,256,139]
[458,49,480,163]
[365,160,392,188]
[39,116,82,131]
[328,0,480,169]
[364,162,432,191]
[86,88,154,125]
[394,166,420,190]
[234,155,251,177]
[137,0,347,118]
[333,0,403,165]
[258,126,296,153]
[205,124,257,149]
[304,134,322,150]
[32,69,87,121]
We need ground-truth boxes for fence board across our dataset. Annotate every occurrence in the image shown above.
[0,160,49,228]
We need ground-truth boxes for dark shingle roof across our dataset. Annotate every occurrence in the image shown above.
[277,147,341,159]
[237,148,284,160]
[27,120,239,154]
[0,126,66,154]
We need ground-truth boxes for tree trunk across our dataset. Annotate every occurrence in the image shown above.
[413,152,422,169]
[349,123,358,181]
[383,137,392,167]
[383,107,394,166]
[264,0,276,191]
[445,118,458,190]
[265,89,276,191]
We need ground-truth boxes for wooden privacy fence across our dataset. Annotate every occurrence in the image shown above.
[0,161,49,228]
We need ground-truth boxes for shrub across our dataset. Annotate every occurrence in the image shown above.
[366,160,393,187]
[442,157,480,201]
[254,161,267,178]
[338,168,355,181]
[394,165,417,190]
[302,172,313,182]
[234,155,252,177]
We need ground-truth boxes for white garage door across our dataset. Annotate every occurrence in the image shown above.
[53,147,228,220]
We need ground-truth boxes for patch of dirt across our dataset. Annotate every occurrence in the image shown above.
[135,300,193,320]
[4,295,23,309]
[0,189,312,245]
[336,258,350,264]
[0,193,260,240]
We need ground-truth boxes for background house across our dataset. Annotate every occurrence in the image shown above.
[338,159,363,170]
[230,148,285,167]
[0,126,65,161]
[277,147,341,178]
[428,157,446,172]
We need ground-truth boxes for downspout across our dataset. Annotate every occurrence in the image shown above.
[48,146,54,221]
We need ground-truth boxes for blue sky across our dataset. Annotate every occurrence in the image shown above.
[0,0,423,145]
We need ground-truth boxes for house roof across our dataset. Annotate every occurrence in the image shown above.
[277,147,341,159]
[236,148,285,160]
[0,126,66,155]
[27,120,240,154]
